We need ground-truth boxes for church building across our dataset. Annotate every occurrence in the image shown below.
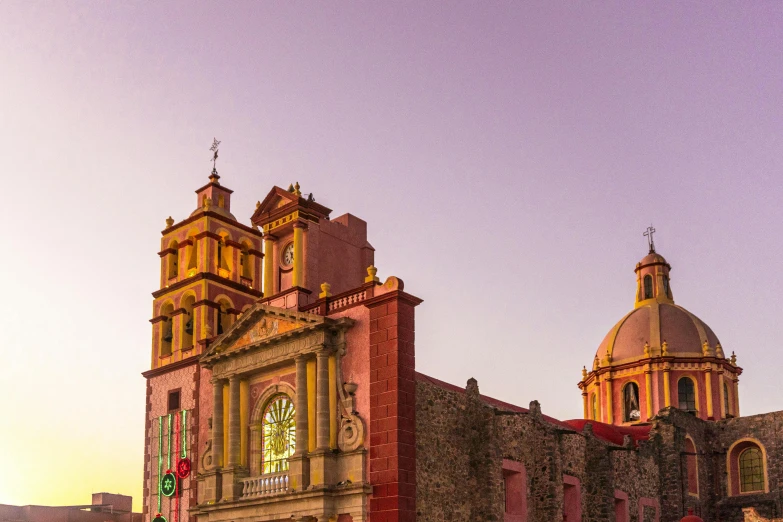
[142,169,782,522]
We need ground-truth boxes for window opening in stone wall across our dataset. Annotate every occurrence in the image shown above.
[241,242,252,279]
[623,382,640,422]
[168,240,179,279]
[684,437,698,496]
[678,377,696,412]
[739,447,764,493]
[663,275,670,297]
[502,462,526,522]
[643,275,653,299]
[262,395,296,474]
[614,495,628,522]
[168,390,180,412]
[562,478,581,522]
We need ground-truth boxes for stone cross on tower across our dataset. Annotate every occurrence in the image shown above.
[644,225,656,254]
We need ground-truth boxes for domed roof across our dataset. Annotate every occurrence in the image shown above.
[594,301,721,365]
[593,248,724,367]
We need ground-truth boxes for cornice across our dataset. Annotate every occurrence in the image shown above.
[142,354,200,379]
[152,272,263,299]
[162,210,262,238]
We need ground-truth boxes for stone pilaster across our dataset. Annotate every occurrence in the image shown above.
[289,355,310,491]
[212,378,224,468]
[228,375,241,467]
[316,350,330,451]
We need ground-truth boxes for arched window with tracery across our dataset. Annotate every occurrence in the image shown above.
[262,395,296,474]
[643,275,653,299]
[739,447,764,493]
[623,382,641,422]
[727,439,767,496]
[678,377,696,413]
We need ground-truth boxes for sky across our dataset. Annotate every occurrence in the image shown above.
[1,1,782,511]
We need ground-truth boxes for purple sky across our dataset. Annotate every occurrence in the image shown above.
[2,2,782,509]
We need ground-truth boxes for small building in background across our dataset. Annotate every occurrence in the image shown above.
[0,493,141,522]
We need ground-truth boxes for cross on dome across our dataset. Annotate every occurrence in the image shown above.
[643,225,656,253]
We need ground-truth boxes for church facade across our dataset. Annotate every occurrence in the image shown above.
[142,172,781,522]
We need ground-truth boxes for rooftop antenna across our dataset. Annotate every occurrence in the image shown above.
[643,224,656,254]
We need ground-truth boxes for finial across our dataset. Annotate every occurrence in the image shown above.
[593,355,600,371]
[643,224,656,254]
[165,216,174,228]
[256,201,261,210]
[661,340,669,356]
[307,193,315,202]
[581,366,588,379]
[209,138,221,180]
[203,196,212,209]
[730,351,737,365]
[702,340,711,356]
[319,282,332,298]
[643,342,650,357]
[365,265,380,283]
[716,343,724,358]
[287,183,294,192]
[293,182,302,196]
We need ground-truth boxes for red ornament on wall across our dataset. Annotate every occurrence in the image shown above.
[176,457,192,478]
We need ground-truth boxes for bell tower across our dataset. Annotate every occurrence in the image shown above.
[150,170,264,368]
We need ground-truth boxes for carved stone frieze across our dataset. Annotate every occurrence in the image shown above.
[212,330,327,378]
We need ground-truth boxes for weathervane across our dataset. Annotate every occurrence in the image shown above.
[643,225,656,253]
[210,138,221,173]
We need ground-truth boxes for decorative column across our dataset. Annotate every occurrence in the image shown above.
[228,375,241,467]
[604,376,613,424]
[294,355,310,455]
[718,368,726,418]
[645,368,653,420]
[308,349,336,486]
[316,350,330,450]
[733,377,740,417]
[663,365,672,407]
[212,378,224,468]
[292,222,306,288]
[704,366,714,419]
[581,391,588,419]
[289,355,311,491]
[263,234,275,297]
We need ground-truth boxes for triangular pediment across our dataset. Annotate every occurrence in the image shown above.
[202,303,326,362]
[251,187,299,221]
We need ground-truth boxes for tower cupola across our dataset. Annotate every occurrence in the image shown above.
[634,226,673,306]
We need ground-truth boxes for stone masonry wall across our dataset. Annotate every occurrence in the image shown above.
[415,378,661,522]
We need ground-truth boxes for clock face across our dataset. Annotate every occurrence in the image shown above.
[282,243,294,266]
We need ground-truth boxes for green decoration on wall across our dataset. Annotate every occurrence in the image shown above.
[161,471,177,497]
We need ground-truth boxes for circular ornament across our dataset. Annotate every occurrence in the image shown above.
[161,471,178,497]
[153,515,167,522]
[176,457,192,478]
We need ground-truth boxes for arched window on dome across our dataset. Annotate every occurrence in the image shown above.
[643,275,653,299]
[623,382,641,422]
[739,447,765,493]
[591,393,598,421]
[678,377,696,413]
[262,395,296,474]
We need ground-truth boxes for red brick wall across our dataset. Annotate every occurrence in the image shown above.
[367,292,419,522]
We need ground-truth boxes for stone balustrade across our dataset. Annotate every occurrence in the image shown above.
[241,472,289,498]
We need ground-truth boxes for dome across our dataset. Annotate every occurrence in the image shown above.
[594,301,722,365]
[592,248,724,367]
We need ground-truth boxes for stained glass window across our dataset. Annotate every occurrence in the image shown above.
[739,447,764,493]
[678,378,696,412]
[262,395,296,474]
